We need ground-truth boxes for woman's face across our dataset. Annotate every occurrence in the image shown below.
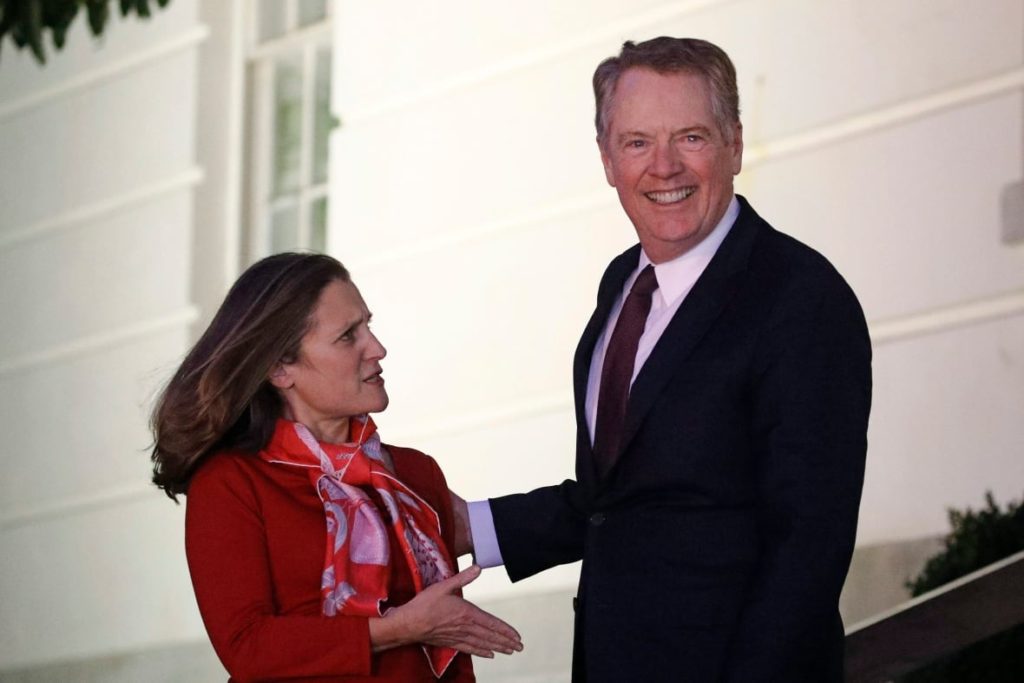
[271,279,388,433]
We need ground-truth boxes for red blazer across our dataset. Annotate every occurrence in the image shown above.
[185,444,474,683]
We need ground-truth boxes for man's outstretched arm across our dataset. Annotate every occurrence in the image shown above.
[450,481,589,581]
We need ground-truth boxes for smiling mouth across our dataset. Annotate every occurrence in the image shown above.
[363,370,384,384]
[645,187,695,204]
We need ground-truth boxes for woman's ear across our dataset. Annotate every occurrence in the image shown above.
[268,362,294,390]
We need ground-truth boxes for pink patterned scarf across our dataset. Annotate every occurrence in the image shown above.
[260,415,456,677]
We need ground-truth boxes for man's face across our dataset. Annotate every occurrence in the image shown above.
[599,67,743,263]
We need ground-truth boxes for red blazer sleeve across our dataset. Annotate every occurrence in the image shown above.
[185,454,372,681]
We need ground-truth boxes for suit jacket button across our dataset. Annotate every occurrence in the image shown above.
[589,512,606,526]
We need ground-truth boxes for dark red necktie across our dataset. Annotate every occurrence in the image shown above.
[593,265,659,478]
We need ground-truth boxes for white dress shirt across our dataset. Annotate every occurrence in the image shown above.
[469,196,741,567]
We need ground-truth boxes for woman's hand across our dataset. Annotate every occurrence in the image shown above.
[369,565,523,657]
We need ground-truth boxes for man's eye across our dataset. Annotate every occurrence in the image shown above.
[680,134,707,151]
[627,139,646,149]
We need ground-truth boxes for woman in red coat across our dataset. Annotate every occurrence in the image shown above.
[151,253,521,682]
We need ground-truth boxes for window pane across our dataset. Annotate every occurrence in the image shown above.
[312,48,332,184]
[297,0,327,26]
[257,0,286,42]
[310,197,328,252]
[272,56,304,197]
[271,204,300,253]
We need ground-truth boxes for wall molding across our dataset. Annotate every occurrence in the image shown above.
[0,482,155,531]
[348,66,1024,271]
[351,193,615,270]
[341,0,737,125]
[343,8,1020,130]
[363,286,1024,442]
[391,393,574,444]
[0,305,199,379]
[0,167,204,253]
[5,291,1022,527]
[0,392,575,530]
[870,289,1024,346]
[0,25,210,122]
[744,66,1024,167]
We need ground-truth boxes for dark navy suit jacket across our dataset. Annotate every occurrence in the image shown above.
[490,196,872,682]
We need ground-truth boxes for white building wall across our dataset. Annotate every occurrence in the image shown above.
[0,1,211,673]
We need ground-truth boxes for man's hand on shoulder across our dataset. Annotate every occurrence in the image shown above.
[449,489,473,558]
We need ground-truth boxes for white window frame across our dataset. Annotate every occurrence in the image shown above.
[243,0,333,263]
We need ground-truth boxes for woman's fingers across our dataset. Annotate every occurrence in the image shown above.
[434,618,522,656]
[428,599,523,654]
[439,564,482,592]
[389,565,524,657]
[462,601,522,647]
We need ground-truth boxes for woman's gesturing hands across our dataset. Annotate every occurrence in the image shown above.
[369,565,523,658]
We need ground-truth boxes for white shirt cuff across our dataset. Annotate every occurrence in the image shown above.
[467,500,505,568]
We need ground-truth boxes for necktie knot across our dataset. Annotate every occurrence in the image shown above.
[631,265,659,297]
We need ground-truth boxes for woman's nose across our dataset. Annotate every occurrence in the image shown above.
[367,331,387,360]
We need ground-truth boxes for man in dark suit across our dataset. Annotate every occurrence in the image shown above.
[455,36,871,682]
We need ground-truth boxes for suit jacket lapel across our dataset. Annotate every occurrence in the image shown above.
[614,197,763,476]
[573,245,641,487]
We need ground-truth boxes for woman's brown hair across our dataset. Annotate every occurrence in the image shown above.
[151,252,349,500]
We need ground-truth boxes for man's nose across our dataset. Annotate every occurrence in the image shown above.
[651,141,684,177]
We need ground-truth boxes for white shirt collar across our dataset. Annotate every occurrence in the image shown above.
[635,195,740,306]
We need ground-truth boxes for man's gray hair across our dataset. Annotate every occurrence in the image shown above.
[593,36,741,145]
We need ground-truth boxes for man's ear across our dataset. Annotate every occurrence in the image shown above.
[730,122,744,176]
[268,362,294,390]
[598,137,616,188]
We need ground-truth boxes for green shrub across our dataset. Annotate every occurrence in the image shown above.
[899,491,1024,682]
[0,0,172,64]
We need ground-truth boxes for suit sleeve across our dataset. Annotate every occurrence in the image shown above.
[185,458,373,681]
[488,479,590,582]
[722,266,872,681]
